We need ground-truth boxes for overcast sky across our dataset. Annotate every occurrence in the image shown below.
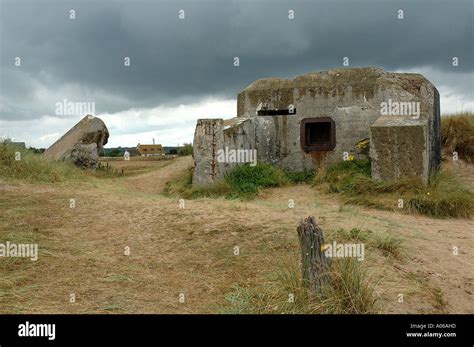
[0,0,473,148]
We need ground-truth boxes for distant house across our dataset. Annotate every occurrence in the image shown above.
[137,143,164,156]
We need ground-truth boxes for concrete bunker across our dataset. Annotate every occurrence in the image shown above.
[192,67,440,186]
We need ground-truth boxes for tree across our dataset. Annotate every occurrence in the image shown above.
[178,143,193,156]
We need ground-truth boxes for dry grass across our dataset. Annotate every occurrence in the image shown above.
[441,112,474,162]
[164,167,233,199]
[315,159,474,218]
[0,142,86,183]
[331,228,403,259]
[100,156,175,176]
[0,156,473,314]
[218,256,379,314]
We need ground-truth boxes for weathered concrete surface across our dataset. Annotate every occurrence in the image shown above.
[193,119,224,186]
[193,67,440,186]
[193,117,257,185]
[250,105,381,171]
[370,116,429,184]
[43,115,109,169]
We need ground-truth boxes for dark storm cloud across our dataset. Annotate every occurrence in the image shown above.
[0,0,473,121]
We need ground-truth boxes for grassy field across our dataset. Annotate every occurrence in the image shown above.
[0,142,473,314]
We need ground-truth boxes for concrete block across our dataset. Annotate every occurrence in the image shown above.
[370,116,429,184]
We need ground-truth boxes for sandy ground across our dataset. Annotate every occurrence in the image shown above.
[0,156,472,313]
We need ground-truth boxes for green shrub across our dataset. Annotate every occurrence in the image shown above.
[178,143,193,156]
[165,162,290,199]
[103,148,125,157]
[225,162,287,196]
[284,169,315,184]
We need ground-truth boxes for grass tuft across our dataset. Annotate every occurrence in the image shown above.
[315,159,474,218]
[218,257,378,314]
[372,235,403,258]
[441,112,474,162]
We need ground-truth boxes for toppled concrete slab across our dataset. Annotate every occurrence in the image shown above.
[43,115,109,169]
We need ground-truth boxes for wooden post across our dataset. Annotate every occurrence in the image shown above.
[296,216,331,294]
